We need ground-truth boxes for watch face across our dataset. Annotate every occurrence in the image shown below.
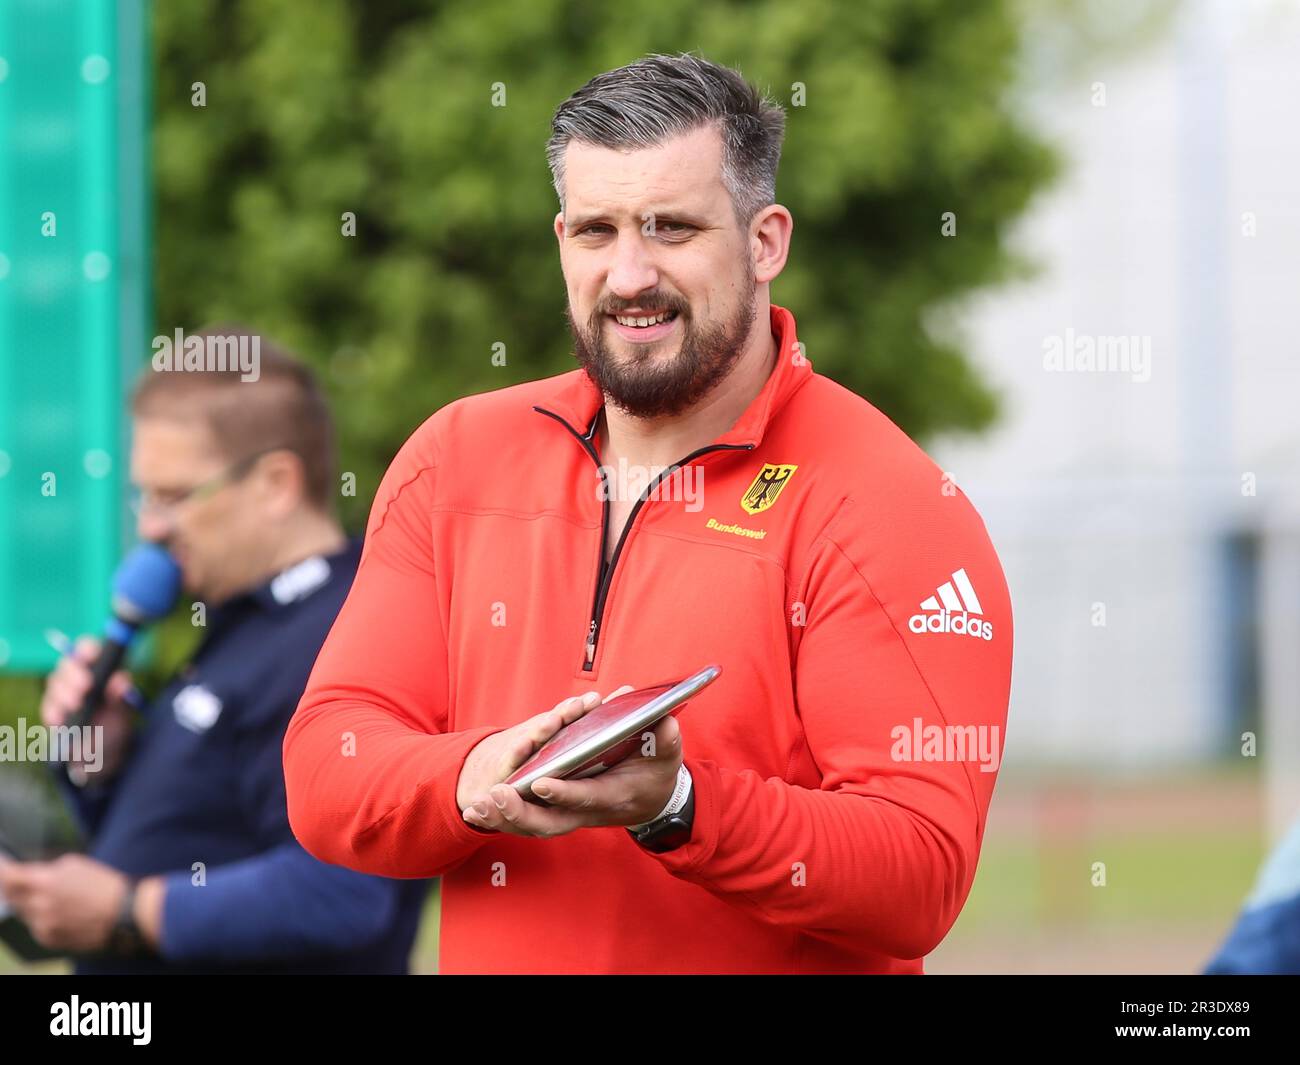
[633,816,691,852]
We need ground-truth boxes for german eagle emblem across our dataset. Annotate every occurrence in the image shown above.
[740,463,798,515]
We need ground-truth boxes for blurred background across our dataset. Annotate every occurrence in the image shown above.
[1,0,1296,973]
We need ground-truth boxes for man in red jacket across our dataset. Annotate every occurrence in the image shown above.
[283,52,1013,973]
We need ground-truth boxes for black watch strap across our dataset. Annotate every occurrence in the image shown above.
[628,780,695,853]
[107,878,147,958]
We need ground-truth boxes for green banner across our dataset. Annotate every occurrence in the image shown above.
[0,0,148,672]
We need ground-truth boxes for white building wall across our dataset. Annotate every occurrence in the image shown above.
[930,0,1300,777]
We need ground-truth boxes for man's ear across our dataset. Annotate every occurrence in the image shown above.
[751,204,793,286]
[553,211,566,246]
[257,449,307,516]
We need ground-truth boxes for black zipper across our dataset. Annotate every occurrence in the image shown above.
[534,405,755,671]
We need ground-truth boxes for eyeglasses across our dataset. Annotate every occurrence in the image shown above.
[128,446,287,520]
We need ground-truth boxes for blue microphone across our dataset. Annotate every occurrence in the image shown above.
[69,543,182,730]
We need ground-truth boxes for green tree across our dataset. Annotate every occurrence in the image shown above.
[152,0,1059,528]
[0,0,1063,752]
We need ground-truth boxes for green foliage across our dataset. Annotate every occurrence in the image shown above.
[153,0,1058,530]
[0,675,40,734]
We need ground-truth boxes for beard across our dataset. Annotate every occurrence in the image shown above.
[566,270,758,420]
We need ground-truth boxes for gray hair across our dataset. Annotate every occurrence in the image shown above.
[546,52,786,228]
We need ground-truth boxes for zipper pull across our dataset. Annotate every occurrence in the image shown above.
[584,619,598,668]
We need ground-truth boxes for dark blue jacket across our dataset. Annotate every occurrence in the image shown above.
[53,538,430,974]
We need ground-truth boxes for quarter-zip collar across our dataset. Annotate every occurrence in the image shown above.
[533,303,811,443]
[530,303,812,673]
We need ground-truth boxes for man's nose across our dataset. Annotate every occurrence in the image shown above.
[136,509,172,545]
[605,230,659,299]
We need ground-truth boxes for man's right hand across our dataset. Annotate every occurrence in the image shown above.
[456,686,634,812]
[39,636,135,784]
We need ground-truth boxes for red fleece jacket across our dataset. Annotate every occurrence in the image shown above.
[283,304,1013,973]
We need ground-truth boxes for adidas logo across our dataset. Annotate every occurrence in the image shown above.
[908,568,993,641]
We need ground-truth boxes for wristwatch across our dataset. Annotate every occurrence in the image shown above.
[106,877,147,957]
[628,765,695,853]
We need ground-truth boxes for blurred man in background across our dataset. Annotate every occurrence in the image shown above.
[0,329,429,973]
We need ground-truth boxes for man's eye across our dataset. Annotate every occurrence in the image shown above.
[576,222,692,236]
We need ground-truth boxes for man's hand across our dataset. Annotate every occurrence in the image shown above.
[457,688,606,810]
[39,636,135,783]
[0,854,163,953]
[456,685,636,811]
[460,691,684,839]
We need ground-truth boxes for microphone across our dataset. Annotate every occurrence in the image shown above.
[67,543,182,731]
